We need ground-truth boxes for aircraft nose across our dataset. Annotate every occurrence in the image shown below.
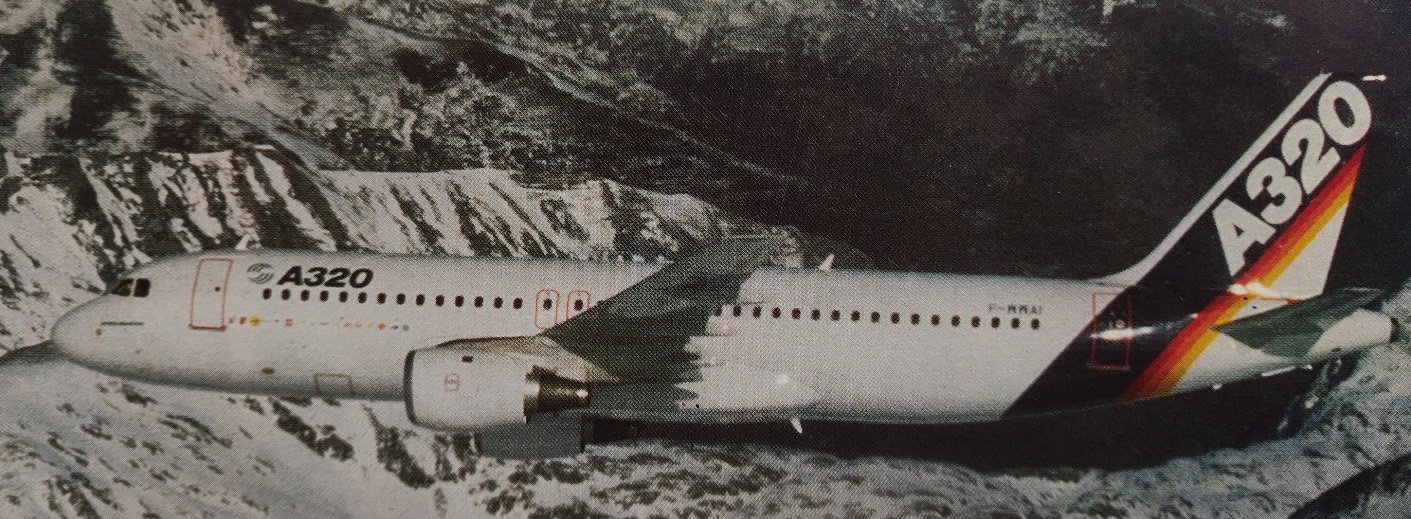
[50,303,94,363]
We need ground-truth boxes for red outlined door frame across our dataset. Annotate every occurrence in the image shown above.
[565,290,592,320]
[534,289,561,330]
[1088,292,1132,370]
[190,258,233,330]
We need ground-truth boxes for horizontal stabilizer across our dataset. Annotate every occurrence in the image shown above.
[1213,287,1383,357]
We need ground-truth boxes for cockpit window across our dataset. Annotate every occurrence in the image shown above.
[109,279,135,296]
[108,278,151,297]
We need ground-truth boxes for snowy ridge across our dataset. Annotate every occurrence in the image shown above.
[309,167,735,262]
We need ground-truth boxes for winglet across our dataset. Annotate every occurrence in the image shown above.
[235,234,254,251]
[817,254,835,271]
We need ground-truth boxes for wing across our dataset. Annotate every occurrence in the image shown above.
[1213,287,1383,357]
[542,235,784,382]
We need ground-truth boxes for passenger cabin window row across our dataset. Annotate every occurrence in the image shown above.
[717,305,1041,331]
[257,286,1042,330]
[109,278,152,298]
[261,288,525,311]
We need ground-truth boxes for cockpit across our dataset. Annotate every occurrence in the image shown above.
[108,278,152,298]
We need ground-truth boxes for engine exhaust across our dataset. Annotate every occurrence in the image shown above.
[524,368,592,415]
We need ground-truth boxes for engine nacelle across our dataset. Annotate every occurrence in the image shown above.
[404,348,591,431]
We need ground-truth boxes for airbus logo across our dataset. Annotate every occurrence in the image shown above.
[247,263,275,284]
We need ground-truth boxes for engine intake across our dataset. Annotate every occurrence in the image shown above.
[404,348,590,431]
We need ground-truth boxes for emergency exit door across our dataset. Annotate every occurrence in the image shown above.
[535,289,561,330]
[565,290,592,319]
[191,258,233,330]
[1089,292,1132,370]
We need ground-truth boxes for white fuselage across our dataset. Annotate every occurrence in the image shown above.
[51,249,1360,424]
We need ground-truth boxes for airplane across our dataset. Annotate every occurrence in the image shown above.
[43,73,1399,457]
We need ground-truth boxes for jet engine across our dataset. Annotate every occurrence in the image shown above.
[403,348,591,431]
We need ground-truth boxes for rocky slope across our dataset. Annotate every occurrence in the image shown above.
[1288,450,1411,518]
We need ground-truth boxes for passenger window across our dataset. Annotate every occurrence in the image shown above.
[911,314,920,325]
[772,308,781,319]
[377,293,387,304]
[475,296,484,307]
[991,317,1000,328]
[952,315,961,327]
[890,313,900,324]
[931,315,940,326]
[301,290,310,301]
[357,292,368,303]
[576,300,586,311]
[831,310,841,321]
[262,288,272,300]
[396,294,406,305]
[320,290,329,302]
[133,279,151,297]
[544,299,554,310]
[415,294,425,306]
[339,291,349,303]
[513,298,523,309]
[1031,319,1041,330]
[851,311,861,322]
[870,312,881,323]
[454,296,464,307]
[811,309,821,321]
[281,289,291,301]
[971,316,980,327]
[733,306,743,317]
[494,297,504,308]
[753,307,763,318]
[435,295,445,307]
[791,308,801,320]
[109,279,135,296]
[1011,318,1020,329]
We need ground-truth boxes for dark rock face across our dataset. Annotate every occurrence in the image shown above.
[1289,450,1411,519]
